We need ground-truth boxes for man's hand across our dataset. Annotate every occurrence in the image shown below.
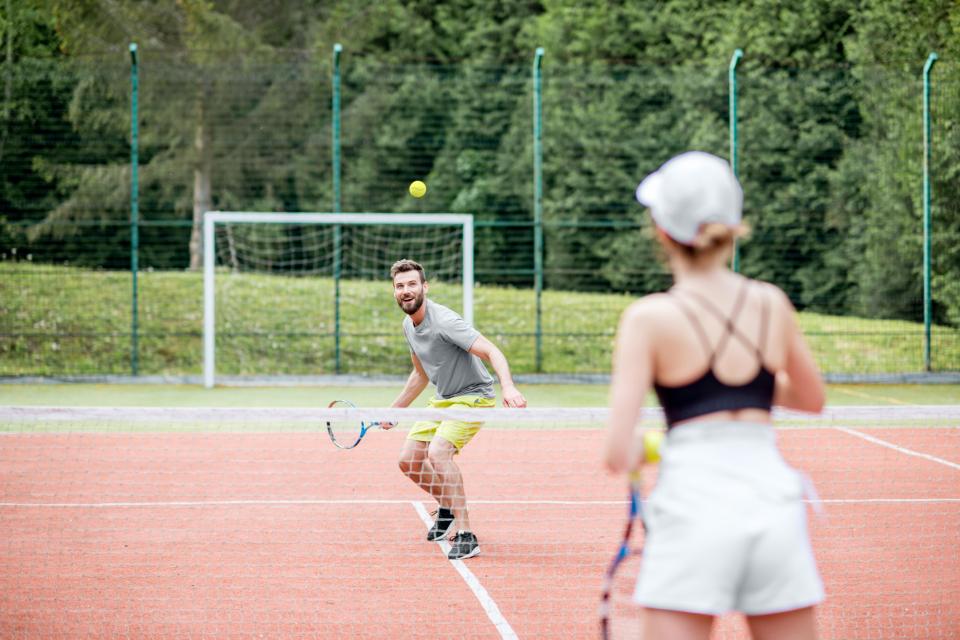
[501,384,527,408]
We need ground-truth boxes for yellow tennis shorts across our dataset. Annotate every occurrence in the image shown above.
[407,395,495,452]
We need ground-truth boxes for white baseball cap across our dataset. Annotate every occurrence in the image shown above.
[635,151,743,245]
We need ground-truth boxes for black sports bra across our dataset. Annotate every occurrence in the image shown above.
[653,281,775,427]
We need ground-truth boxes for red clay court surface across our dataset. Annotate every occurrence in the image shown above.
[1,425,958,639]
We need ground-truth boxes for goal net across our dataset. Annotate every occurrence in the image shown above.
[202,212,474,387]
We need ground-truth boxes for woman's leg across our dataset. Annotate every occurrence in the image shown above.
[642,608,713,640]
[746,606,817,640]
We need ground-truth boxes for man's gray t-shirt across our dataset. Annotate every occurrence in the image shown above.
[402,300,495,399]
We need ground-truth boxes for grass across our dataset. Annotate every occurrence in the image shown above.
[2,262,959,376]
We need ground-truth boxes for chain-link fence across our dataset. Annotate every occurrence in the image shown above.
[2,51,958,378]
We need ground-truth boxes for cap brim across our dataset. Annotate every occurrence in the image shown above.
[636,172,675,238]
[635,172,662,207]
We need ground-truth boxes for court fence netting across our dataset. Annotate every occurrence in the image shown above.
[5,56,960,380]
[1,404,958,639]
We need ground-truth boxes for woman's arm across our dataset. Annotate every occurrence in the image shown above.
[605,302,655,473]
[773,289,826,413]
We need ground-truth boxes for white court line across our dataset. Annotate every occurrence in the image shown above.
[1,497,958,508]
[411,501,518,640]
[836,427,960,471]
[811,498,960,504]
[0,499,416,508]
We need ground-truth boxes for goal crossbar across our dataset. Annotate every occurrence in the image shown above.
[202,211,475,388]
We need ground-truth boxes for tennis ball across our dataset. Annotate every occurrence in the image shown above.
[643,430,664,464]
[409,180,427,198]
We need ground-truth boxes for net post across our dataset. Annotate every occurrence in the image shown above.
[728,48,743,273]
[129,42,140,376]
[203,212,216,388]
[332,43,343,373]
[463,217,474,325]
[922,52,937,372]
[332,43,342,213]
[532,47,545,372]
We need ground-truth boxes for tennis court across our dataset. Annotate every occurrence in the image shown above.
[1,405,957,639]
[5,5,960,638]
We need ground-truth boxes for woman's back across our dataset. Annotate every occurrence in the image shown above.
[644,271,788,426]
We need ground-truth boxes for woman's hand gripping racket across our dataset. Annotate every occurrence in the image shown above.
[325,399,382,449]
[599,430,662,640]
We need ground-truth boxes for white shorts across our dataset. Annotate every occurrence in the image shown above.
[634,421,824,616]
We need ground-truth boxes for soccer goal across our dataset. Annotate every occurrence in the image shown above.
[202,211,474,388]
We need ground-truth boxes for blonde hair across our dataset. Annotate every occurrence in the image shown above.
[665,222,750,262]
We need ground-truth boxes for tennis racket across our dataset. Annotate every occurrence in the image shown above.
[599,469,645,640]
[325,399,379,449]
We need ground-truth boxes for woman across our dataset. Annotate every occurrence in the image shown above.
[605,151,826,640]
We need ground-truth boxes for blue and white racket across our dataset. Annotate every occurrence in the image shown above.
[325,399,379,449]
[599,469,645,640]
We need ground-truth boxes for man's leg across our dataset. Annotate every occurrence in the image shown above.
[427,435,480,559]
[399,438,451,503]
[426,436,470,531]
[399,438,457,541]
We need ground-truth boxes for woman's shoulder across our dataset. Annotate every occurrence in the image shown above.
[745,277,794,311]
[621,292,677,324]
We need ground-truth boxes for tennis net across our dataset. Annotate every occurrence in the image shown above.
[1,404,957,639]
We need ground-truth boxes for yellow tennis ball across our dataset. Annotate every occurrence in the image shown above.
[409,180,427,198]
[643,430,664,464]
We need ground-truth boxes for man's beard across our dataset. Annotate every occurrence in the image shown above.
[397,292,424,315]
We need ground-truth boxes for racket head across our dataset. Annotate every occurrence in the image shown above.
[326,399,368,449]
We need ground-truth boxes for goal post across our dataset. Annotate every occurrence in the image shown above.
[203,211,475,388]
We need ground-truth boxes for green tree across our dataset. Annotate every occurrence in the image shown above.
[35,0,327,269]
[0,1,73,223]
[832,0,960,324]
[8,0,960,334]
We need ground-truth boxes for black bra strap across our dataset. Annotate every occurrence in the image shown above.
[708,281,751,364]
[677,280,765,364]
[670,295,714,356]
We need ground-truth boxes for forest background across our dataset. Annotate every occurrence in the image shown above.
[2,0,959,333]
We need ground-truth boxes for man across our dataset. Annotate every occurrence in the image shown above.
[383,259,526,560]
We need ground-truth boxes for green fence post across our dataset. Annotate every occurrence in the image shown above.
[923,52,938,372]
[729,48,743,273]
[129,43,140,376]
[533,47,544,372]
[332,43,343,374]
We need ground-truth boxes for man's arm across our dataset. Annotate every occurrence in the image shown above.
[468,335,527,408]
[381,352,429,430]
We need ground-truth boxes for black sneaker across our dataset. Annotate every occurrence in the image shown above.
[447,531,480,560]
[426,508,455,542]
